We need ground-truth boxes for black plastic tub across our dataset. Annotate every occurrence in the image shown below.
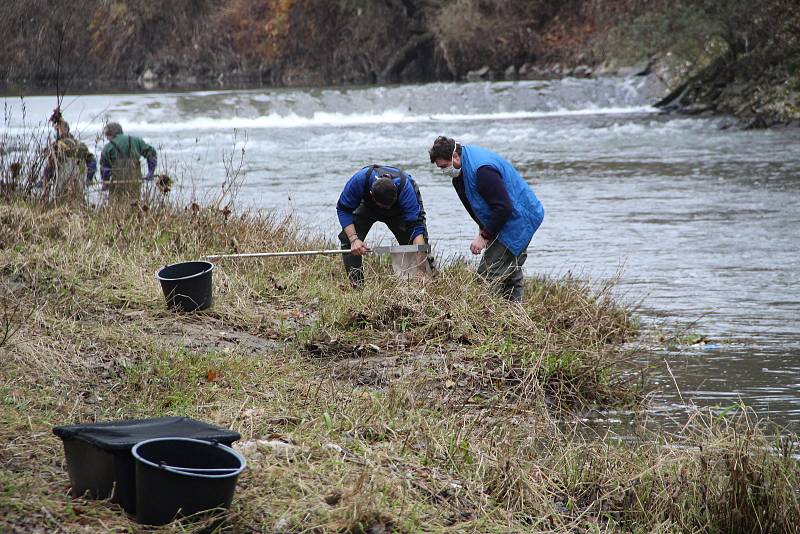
[53,417,240,515]
[156,260,214,312]
[132,437,246,526]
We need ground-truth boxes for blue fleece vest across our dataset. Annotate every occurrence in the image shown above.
[461,145,544,256]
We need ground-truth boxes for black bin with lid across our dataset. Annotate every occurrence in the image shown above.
[53,416,240,515]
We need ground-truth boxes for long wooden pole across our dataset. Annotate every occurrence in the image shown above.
[203,244,429,261]
[203,249,347,261]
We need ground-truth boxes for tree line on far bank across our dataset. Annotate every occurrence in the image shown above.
[2,0,798,123]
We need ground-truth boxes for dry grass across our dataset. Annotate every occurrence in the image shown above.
[1,198,798,533]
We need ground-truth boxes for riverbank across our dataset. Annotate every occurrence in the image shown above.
[1,194,798,531]
[3,1,798,127]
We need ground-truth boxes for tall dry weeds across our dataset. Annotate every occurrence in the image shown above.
[1,180,797,531]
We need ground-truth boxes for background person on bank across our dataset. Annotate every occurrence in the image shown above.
[100,122,157,197]
[336,165,433,285]
[428,136,544,301]
[42,119,97,202]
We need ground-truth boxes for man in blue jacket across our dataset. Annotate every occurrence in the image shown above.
[428,136,544,302]
[337,165,432,285]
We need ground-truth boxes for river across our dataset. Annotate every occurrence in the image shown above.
[3,76,800,430]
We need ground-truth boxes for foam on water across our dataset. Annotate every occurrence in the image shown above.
[48,106,654,134]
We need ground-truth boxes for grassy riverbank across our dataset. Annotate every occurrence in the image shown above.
[1,199,798,532]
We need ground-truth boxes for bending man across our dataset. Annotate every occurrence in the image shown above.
[428,136,544,302]
[100,122,157,198]
[337,165,432,285]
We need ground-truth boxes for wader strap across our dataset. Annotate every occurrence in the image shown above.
[362,165,379,198]
[108,138,124,162]
[108,137,136,162]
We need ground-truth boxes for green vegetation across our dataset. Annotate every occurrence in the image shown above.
[1,184,798,531]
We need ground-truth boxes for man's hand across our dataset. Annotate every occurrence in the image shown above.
[411,234,429,276]
[350,239,369,256]
[470,233,488,255]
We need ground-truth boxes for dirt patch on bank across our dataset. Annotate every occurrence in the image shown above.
[159,319,287,356]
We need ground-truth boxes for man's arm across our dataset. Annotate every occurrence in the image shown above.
[86,156,97,183]
[398,178,429,276]
[99,145,112,181]
[337,168,371,255]
[397,178,425,242]
[79,141,96,182]
[475,165,512,239]
[469,165,513,254]
[135,137,157,178]
[336,168,370,229]
[341,223,369,256]
[452,174,481,227]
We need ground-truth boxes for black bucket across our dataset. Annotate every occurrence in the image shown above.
[53,417,240,515]
[156,261,214,312]
[131,437,246,526]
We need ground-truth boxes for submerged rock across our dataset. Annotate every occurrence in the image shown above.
[466,66,491,81]
[572,65,592,78]
[504,65,517,80]
[138,68,157,90]
[618,59,653,77]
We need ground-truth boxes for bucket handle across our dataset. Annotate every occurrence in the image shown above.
[132,437,247,479]
[158,463,240,473]
[154,440,243,474]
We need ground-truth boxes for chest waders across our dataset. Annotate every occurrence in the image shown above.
[48,138,86,203]
[109,137,142,199]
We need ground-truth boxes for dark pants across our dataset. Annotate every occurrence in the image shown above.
[478,239,528,302]
[338,183,432,285]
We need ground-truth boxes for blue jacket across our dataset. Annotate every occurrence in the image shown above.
[336,166,426,240]
[461,145,544,256]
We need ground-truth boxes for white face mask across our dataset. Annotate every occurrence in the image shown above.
[440,144,460,178]
[441,165,460,178]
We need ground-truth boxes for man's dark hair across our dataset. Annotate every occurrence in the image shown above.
[371,176,398,207]
[104,122,123,138]
[428,135,460,163]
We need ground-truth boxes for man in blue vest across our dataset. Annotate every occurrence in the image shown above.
[428,136,544,302]
[337,165,432,285]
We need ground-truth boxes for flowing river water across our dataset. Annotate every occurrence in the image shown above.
[4,77,800,430]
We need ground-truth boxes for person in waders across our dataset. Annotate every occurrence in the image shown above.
[42,120,97,203]
[428,136,544,302]
[100,122,157,200]
[337,165,434,285]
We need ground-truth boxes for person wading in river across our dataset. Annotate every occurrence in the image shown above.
[337,165,433,285]
[100,122,157,199]
[42,119,97,202]
[428,136,544,302]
